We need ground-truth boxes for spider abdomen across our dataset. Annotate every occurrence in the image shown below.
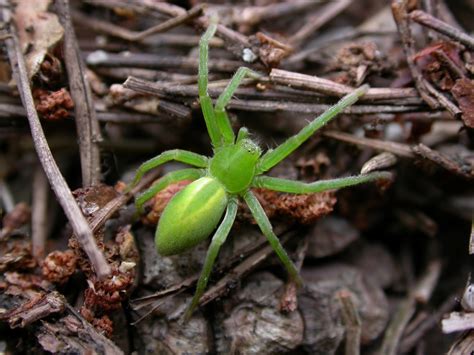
[155,177,228,256]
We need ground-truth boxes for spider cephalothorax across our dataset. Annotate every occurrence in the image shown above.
[128,20,391,319]
[210,135,261,193]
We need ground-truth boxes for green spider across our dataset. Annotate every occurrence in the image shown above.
[129,21,391,319]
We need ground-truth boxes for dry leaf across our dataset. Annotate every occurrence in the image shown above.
[12,0,64,79]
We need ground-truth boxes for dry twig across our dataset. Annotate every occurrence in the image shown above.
[289,0,352,47]
[378,258,442,355]
[410,10,474,50]
[391,0,461,117]
[56,0,102,186]
[31,166,49,260]
[337,290,362,355]
[72,5,204,42]
[1,1,110,279]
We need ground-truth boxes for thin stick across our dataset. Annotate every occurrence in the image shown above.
[72,5,204,42]
[289,0,352,47]
[471,217,474,255]
[2,2,111,279]
[400,292,458,352]
[123,77,426,115]
[412,144,474,180]
[31,165,49,260]
[238,1,322,27]
[270,69,420,101]
[199,233,293,306]
[89,169,162,233]
[378,257,442,355]
[391,1,461,117]
[325,130,415,158]
[337,290,362,355]
[442,312,474,333]
[56,0,102,186]
[279,236,308,312]
[87,51,243,72]
[412,260,442,303]
[410,10,474,50]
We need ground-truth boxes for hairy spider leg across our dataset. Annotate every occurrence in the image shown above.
[184,198,238,320]
[198,21,222,147]
[256,85,369,174]
[243,190,303,285]
[128,149,208,189]
[253,171,392,194]
[214,67,262,145]
[135,168,206,214]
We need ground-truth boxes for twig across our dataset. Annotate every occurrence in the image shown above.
[72,5,204,42]
[442,312,474,333]
[471,217,474,255]
[199,232,293,306]
[89,169,162,233]
[86,51,244,72]
[124,74,424,106]
[433,49,465,79]
[141,1,252,58]
[124,76,426,114]
[96,111,183,125]
[326,131,473,179]
[400,292,458,352]
[31,165,49,260]
[289,0,352,47]
[56,0,102,186]
[412,143,474,180]
[391,1,461,117]
[0,291,66,328]
[279,235,308,312]
[410,10,474,50]
[94,67,199,82]
[379,299,416,355]
[78,33,223,49]
[270,69,421,101]
[227,100,421,114]
[0,102,187,126]
[0,179,15,212]
[324,131,415,158]
[285,28,396,66]
[412,260,442,303]
[131,225,290,311]
[63,303,124,354]
[2,1,111,279]
[378,257,442,355]
[238,1,321,28]
[337,289,362,355]
[391,0,436,108]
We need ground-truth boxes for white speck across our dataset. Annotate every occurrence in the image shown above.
[242,48,257,63]
[87,50,108,65]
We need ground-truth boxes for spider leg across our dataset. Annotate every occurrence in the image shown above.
[184,198,238,319]
[198,20,222,147]
[256,85,369,174]
[253,171,392,193]
[243,190,302,285]
[128,149,208,189]
[135,168,205,214]
[214,67,261,145]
